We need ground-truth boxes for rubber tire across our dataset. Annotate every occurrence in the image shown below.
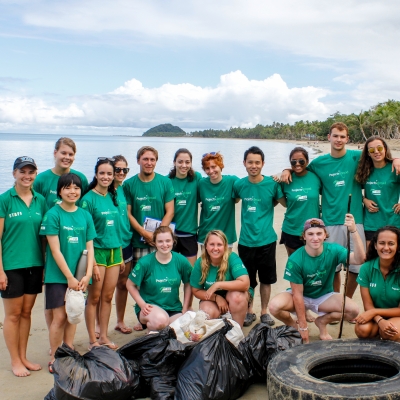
[267,339,400,399]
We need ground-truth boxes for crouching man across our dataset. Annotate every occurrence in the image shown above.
[269,215,365,343]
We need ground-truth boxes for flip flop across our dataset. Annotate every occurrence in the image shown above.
[48,362,55,374]
[115,326,133,334]
[99,342,119,350]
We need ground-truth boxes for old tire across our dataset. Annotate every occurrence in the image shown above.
[267,339,400,399]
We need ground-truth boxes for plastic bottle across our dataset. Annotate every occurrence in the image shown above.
[74,250,88,281]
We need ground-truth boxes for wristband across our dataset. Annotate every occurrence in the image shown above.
[298,326,308,331]
[376,317,383,325]
[350,230,357,233]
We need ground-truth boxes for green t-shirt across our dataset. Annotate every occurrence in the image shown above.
[117,185,133,248]
[33,169,88,209]
[40,205,97,284]
[363,163,400,231]
[357,258,400,309]
[190,252,253,297]
[198,175,239,244]
[307,150,363,225]
[284,242,347,299]
[123,173,175,248]
[281,171,321,236]
[81,190,121,249]
[129,251,192,314]
[169,171,202,235]
[232,176,283,247]
[0,188,47,271]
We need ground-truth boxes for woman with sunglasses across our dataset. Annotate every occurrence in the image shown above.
[280,147,321,256]
[0,157,47,377]
[355,136,400,248]
[81,157,123,350]
[355,226,400,341]
[112,155,134,334]
[198,152,239,247]
[168,148,202,266]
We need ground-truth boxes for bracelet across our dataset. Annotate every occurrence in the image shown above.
[349,230,357,233]
[298,326,308,331]
[376,317,383,325]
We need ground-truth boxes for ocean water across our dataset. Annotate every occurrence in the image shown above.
[0,133,317,194]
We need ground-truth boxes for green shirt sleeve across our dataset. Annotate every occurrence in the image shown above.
[190,258,203,289]
[165,178,175,203]
[129,260,146,287]
[232,179,240,199]
[85,212,97,242]
[123,180,133,206]
[0,195,7,218]
[40,209,59,236]
[274,181,284,200]
[284,259,303,284]
[229,253,248,279]
[356,262,370,288]
[178,255,193,284]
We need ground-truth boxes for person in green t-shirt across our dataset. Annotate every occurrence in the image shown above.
[269,215,364,343]
[190,230,250,327]
[81,158,123,350]
[112,155,134,335]
[0,156,47,377]
[168,148,202,266]
[198,152,239,245]
[40,173,96,373]
[355,136,400,249]
[355,226,400,341]
[233,146,285,328]
[33,137,88,209]
[280,147,321,256]
[127,226,192,332]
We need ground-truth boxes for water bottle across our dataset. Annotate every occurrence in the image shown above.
[74,250,88,281]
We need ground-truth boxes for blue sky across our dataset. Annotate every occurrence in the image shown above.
[0,0,399,135]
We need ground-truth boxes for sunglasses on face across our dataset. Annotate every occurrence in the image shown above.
[368,145,384,153]
[202,151,218,157]
[115,167,130,174]
[97,157,115,162]
[290,159,306,166]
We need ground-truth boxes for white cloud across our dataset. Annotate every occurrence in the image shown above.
[0,71,331,133]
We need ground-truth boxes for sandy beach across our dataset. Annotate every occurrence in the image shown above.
[1,138,399,400]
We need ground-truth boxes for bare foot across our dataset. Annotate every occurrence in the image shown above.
[133,322,144,331]
[22,359,42,371]
[306,311,316,322]
[12,362,31,377]
[315,317,333,340]
[88,341,100,351]
[114,323,133,334]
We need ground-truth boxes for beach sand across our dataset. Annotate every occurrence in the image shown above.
[1,139,399,400]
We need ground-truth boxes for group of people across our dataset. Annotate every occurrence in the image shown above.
[1,121,400,378]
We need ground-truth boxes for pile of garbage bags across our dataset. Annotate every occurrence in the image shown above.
[45,316,302,400]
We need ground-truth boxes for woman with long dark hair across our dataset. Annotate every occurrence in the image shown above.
[355,226,400,341]
[168,148,202,266]
[355,136,400,248]
[81,158,123,350]
[0,157,47,376]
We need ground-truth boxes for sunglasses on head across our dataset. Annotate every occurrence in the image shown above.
[115,167,130,174]
[97,157,115,162]
[290,159,306,166]
[368,145,384,153]
[202,151,218,158]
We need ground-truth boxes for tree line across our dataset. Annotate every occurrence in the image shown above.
[189,100,400,143]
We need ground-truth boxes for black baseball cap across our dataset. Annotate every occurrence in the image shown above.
[13,156,37,170]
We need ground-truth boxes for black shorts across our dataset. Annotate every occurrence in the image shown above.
[279,231,304,250]
[136,309,181,330]
[173,235,198,258]
[122,245,133,264]
[0,267,43,299]
[238,242,277,288]
[45,283,68,310]
[364,230,376,241]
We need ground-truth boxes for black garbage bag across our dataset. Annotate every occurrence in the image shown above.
[238,323,302,383]
[52,343,139,400]
[175,320,250,400]
[140,339,195,400]
[44,388,57,400]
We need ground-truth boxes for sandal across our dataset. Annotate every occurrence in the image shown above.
[98,342,119,350]
[48,361,55,374]
[260,313,275,326]
[243,313,256,327]
[115,326,133,334]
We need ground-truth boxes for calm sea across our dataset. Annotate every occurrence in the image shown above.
[0,133,317,194]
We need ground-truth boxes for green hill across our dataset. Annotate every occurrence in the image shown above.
[142,123,186,137]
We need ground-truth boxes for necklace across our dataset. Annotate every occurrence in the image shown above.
[93,187,107,196]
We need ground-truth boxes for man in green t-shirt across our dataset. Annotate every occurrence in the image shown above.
[123,146,175,263]
[269,216,365,343]
[233,146,285,327]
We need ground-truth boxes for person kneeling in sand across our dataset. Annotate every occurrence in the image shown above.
[269,215,365,343]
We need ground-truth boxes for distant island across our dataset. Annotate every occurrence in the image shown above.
[142,123,186,137]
